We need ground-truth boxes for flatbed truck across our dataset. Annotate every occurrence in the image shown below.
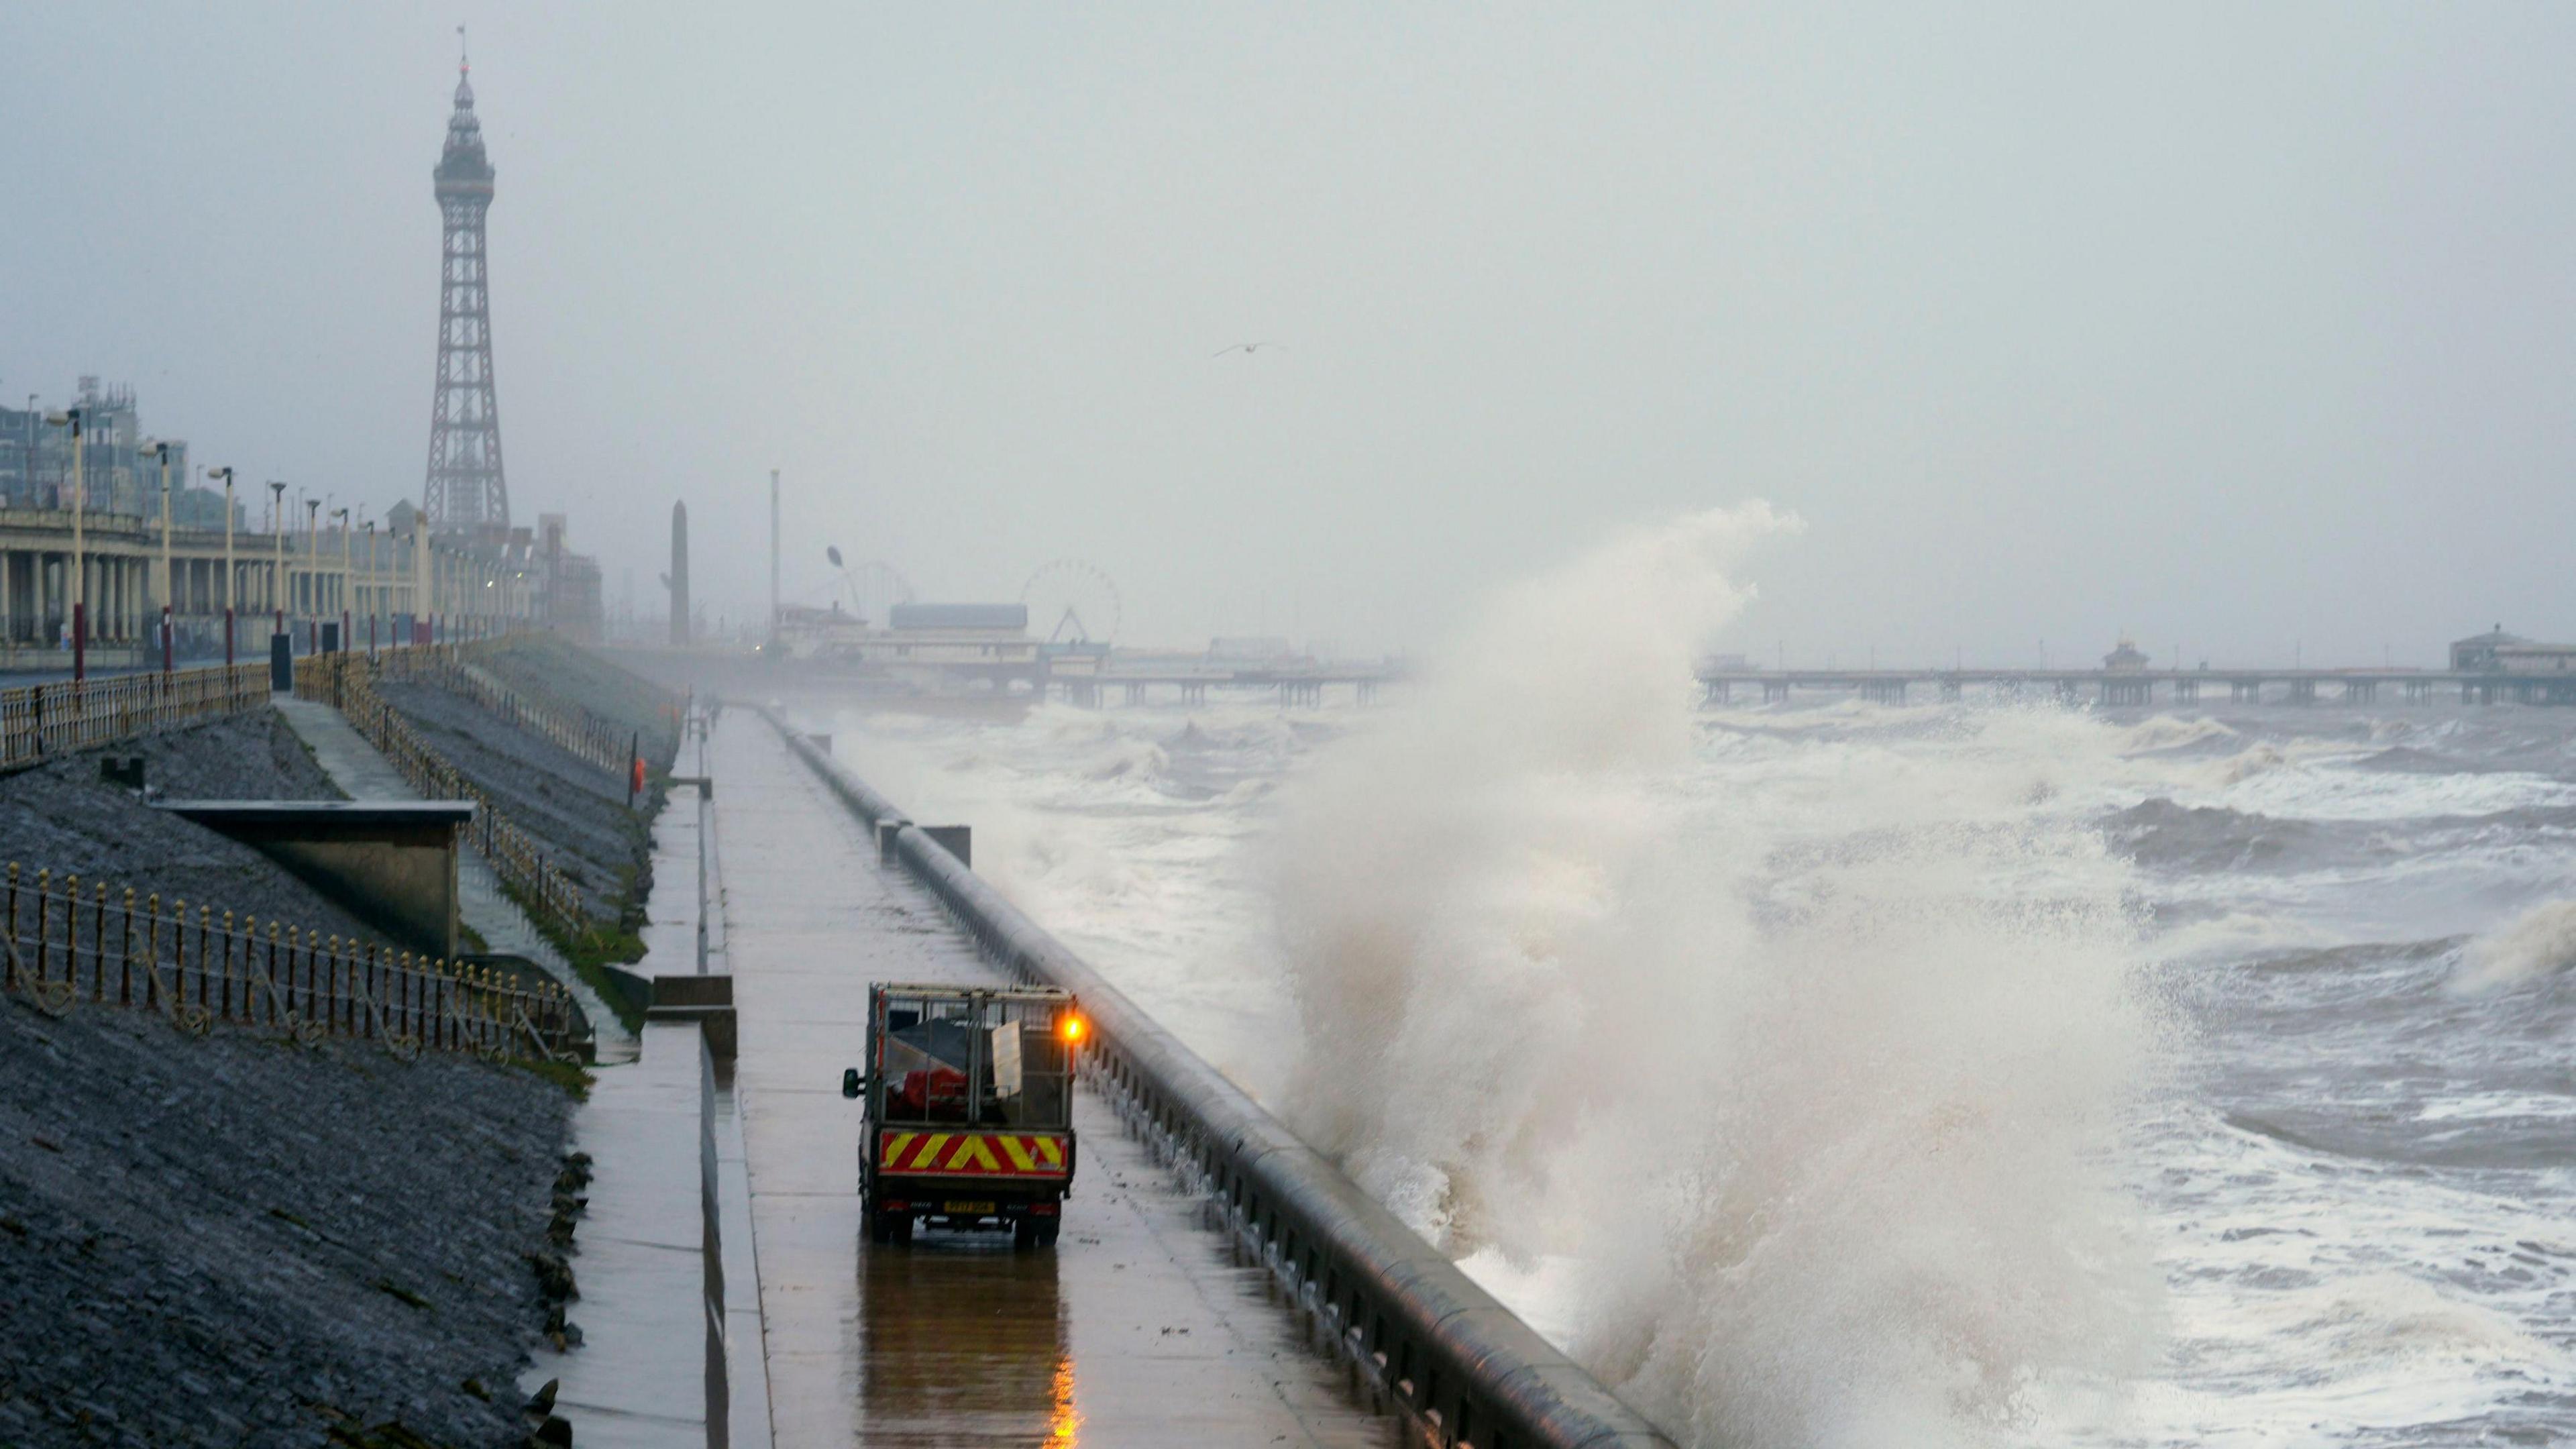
[842,981,1081,1249]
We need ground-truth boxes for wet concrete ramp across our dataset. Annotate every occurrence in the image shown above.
[714,715,1388,1446]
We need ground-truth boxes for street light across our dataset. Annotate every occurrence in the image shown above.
[42,408,85,681]
[304,498,320,653]
[209,467,236,669]
[363,518,378,657]
[331,506,350,653]
[268,480,286,643]
[142,439,174,674]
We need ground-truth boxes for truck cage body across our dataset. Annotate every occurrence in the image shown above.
[858,981,1080,1246]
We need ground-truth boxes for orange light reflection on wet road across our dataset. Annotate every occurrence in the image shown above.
[1049,1357,1080,1444]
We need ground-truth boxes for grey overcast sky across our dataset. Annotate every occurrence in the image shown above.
[4,4,2572,665]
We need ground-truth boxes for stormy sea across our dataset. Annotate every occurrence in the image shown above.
[793,513,2576,1448]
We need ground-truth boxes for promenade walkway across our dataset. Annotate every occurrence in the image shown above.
[711,711,1384,1446]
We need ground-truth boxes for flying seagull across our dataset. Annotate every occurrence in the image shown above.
[1212,341,1285,358]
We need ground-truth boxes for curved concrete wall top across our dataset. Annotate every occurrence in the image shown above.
[768,710,1674,1449]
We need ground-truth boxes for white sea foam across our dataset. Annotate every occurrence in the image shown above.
[2452,898,2576,992]
[792,515,2576,1447]
[2116,714,2241,754]
[818,698,1308,1093]
[2202,755,2575,820]
[1267,505,2161,1446]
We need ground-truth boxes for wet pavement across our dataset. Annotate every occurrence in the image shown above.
[532,743,771,1449]
[713,710,1391,1447]
[536,1020,715,1448]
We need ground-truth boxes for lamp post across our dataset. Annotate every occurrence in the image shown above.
[268,480,286,641]
[209,468,236,668]
[304,497,320,654]
[364,519,378,657]
[43,409,85,681]
[332,506,350,653]
[769,467,782,653]
[142,439,174,673]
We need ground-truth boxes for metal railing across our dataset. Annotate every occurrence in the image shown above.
[0,863,578,1061]
[354,643,638,775]
[297,653,589,931]
[0,662,269,772]
[768,712,1674,1449]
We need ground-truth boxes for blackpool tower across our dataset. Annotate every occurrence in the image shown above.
[421,41,510,533]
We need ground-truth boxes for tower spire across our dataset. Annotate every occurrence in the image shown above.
[422,42,508,534]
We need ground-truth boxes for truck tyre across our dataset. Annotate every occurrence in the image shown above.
[1012,1219,1040,1252]
[873,1211,912,1246]
[1036,1220,1060,1250]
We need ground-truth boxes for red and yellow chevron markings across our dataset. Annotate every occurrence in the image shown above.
[877,1130,1069,1177]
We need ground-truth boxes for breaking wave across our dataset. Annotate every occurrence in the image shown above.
[1269,504,2160,1446]
[2453,898,2576,994]
[2114,714,2241,755]
[2104,799,2312,874]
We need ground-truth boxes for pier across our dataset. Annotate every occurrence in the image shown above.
[1696,666,2576,707]
[1055,663,1399,708]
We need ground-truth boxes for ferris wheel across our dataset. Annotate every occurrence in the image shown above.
[824,546,917,626]
[1021,559,1122,645]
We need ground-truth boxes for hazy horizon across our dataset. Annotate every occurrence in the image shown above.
[7,4,2575,667]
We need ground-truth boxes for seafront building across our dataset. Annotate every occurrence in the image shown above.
[2451,627,2576,674]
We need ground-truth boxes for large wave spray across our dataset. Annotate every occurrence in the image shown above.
[1270,505,2159,1446]
[2453,898,2576,993]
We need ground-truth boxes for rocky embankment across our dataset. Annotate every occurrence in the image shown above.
[374,674,659,930]
[372,642,677,1005]
[0,996,576,1448]
[0,712,373,941]
[0,710,583,1448]
[475,638,679,765]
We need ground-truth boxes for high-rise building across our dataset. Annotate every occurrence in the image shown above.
[421,45,510,534]
[0,381,213,521]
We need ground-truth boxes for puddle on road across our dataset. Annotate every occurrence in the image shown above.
[857,1236,1075,1445]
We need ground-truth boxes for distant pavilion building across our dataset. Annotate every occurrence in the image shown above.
[2102,635,2152,672]
[2448,626,2576,674]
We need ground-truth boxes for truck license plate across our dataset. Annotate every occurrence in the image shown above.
[943,1199,996,1216]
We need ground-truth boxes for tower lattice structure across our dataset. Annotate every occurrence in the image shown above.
[422,52,509,533]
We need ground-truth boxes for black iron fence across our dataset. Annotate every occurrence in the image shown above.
[0,663,270,773]
[1,863,578,1061]
[361,644,637,775]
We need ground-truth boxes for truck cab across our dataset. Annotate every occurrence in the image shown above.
[841,982,1081,1248]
